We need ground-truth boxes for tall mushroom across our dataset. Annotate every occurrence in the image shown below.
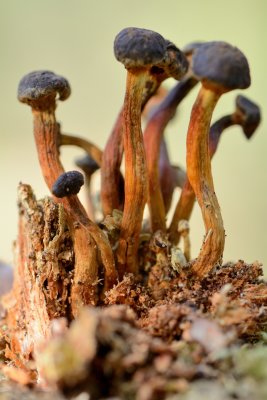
[113,27,188,276]
[169,94,260,244]
[184,42,250,277]
[18,71,117,315]
[101,31,188,217]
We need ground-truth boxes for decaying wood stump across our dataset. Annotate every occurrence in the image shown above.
[2,183,74,379]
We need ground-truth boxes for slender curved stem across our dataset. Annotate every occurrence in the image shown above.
[60,133,103,166]
[168,114,233,244]
[159,140,177,213]
[116,71,148,276]
[144,76,198,232]
[33,110,117,315]
[186,87,225,277]
[101,74,172,217]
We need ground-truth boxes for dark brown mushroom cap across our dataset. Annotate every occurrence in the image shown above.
[114,27,166,69]
[114,27,188,80]
[235,95,261,139]
[159,41,188,80]
[18,70,71,110]
[52,171,84,198]
[192,41,251,91]
[75,155,100,176]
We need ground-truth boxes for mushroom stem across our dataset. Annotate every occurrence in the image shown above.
[144,76,198,232]
[209,116,233,156]
[100,110,125,215]
[101,76,171,217]
[169,95,260,244]
[186,86,225,276]
[75,155,100,221]
[116,71,148,276]
[159,139,177,214]
[168,115,232,244]
[60,133,103,166]
[33,110,117,313]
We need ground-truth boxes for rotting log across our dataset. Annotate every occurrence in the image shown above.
[2,183,74,377]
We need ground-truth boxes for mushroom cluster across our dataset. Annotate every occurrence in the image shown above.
[17,27,261,314]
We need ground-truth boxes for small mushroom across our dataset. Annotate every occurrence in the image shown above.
[101,29,188,218]
[18,71,117,314]
[169,94,260,244]
[52,171,84,198]
[113,27,188,276]
[209,94,261,155]
[184,42,250,277]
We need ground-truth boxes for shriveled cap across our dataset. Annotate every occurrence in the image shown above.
[235,95,261,139]
[18,70,71,110]
[114,27,166,68]
[160,41,188,80]
[52,171,84,198]
[191,41,251,91]
[114,27,188,79]
[75,155,100,176]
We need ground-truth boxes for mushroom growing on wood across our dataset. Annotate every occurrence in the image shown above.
[101,30,188,217]
[51,170,85,198]
[168,94,260,244]
[184,42,250,277]
[113,27,188,276]
[18,71,117,315]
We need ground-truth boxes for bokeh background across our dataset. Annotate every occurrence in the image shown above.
[0,0,266,270]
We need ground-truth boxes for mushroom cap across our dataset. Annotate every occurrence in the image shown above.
[235,95,261,139]
[160,41,189,80]
[114,27,166,69]
[114,27,188,80]
[191,41,251,91]
[52,171,84,198]
[75,154,100,176]
[18,70,71,110]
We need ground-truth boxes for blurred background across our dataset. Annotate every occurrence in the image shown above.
[0,0,266,270]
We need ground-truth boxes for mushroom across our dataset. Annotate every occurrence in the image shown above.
[56,124,125,215]
[169,94,260,244]
[143,42,201,232]
[18,71,117,314]
[183,42,250,277]
[101,30,189,217]
[113,27,188,276]
[75,154,100,221]
[51,170,85,198]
